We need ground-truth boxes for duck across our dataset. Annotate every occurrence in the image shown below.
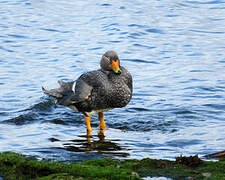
[42,51,133,132]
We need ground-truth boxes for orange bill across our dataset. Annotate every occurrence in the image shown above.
[111,60,121,74]
[112,60,120,73]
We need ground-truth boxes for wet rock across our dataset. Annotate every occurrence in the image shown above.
[175,155,203,168]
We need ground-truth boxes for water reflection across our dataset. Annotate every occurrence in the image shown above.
[50,130,129,158]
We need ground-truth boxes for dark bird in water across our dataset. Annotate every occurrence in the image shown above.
[42,51,133,132]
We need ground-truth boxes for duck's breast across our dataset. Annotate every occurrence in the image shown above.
[107,68,132,108]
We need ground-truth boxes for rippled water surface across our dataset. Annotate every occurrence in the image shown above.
[0,0,225,162]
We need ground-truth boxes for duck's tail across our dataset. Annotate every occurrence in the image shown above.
[42,80,74,106]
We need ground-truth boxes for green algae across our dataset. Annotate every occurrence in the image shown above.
[0,152,139,180]
[0,152,224,180]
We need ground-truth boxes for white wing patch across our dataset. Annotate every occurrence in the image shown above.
[72,81,76,93]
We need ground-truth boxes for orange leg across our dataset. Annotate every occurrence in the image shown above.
[98,112,106,130]
[85,116,92,132]
[86,130,91,143]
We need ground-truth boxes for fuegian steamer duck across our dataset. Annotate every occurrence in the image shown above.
[42,51,133,132]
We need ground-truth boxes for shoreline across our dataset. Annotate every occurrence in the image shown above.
[0,152,224,180]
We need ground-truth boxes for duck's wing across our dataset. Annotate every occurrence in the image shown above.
[70,78,93,103]
[43,71,104,106]
[42,79,93,106]
[71,70,107,103]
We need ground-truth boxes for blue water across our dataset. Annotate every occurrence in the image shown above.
[0,0,225,162]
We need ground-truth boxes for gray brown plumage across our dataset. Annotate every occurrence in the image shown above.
[42,51,133,132]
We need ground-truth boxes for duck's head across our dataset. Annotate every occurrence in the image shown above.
[101,51,121,74]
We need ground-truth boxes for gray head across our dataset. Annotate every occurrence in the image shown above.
[100,51,121,74]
